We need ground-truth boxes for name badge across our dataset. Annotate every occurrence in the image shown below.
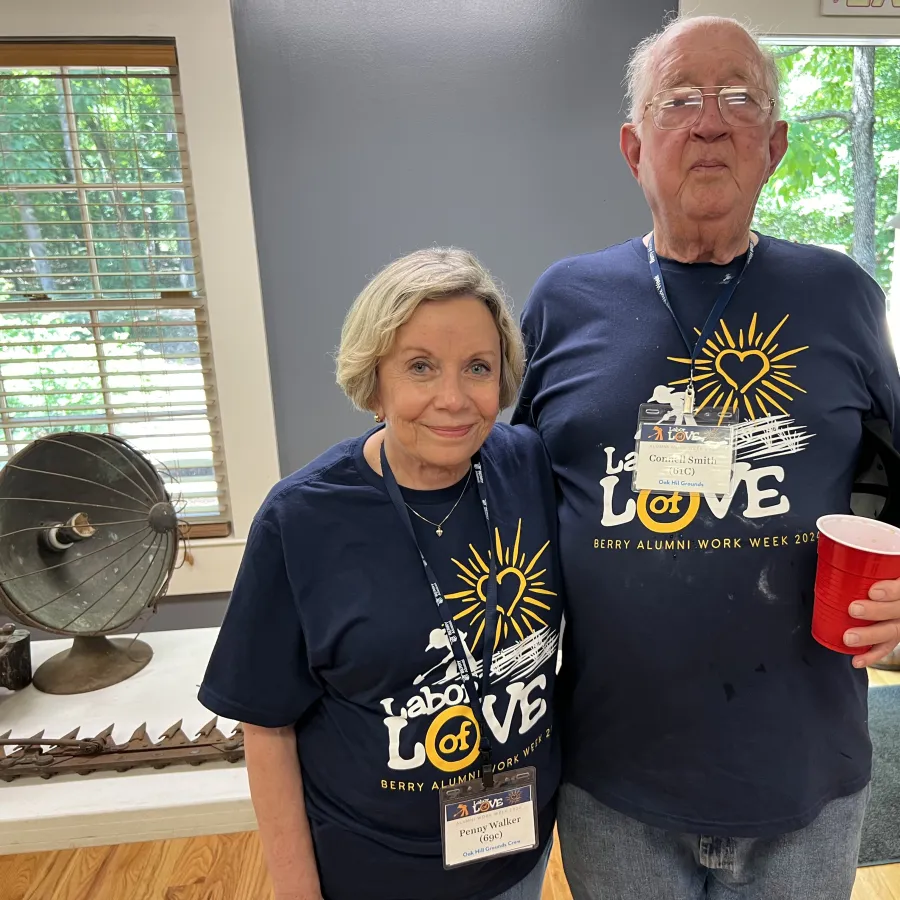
[439,768,539,869]
[633,403,738,496]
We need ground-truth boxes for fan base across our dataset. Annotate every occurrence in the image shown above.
[32,635,153,694]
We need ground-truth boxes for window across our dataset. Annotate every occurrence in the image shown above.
[0,42,230,535]
[754,42,900,343]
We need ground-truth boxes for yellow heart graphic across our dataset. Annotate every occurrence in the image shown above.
[476,567,527,646]
[715,349,770,394]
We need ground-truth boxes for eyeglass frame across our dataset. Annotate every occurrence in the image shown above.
[641,85,777,130]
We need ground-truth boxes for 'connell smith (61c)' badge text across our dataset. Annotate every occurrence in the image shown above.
[635,422,735,495]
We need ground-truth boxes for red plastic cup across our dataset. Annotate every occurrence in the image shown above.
[813,514,900,654]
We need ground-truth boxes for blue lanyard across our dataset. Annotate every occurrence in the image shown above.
[379,441,499,788]
[647,233,754,410]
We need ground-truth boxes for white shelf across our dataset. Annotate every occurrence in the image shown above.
[0,627,256,855]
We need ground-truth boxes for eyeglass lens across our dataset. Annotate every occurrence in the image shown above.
[653,87,770,129]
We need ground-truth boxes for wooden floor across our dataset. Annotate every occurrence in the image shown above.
[2,828,898,900]
[2,669,898,900]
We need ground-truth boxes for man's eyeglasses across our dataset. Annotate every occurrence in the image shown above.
[643,86,776,131]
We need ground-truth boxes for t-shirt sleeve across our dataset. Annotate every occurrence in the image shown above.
[511,270,550,427]
[198,513,322,728]
[860,274,900,446]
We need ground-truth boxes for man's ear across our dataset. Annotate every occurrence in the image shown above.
[620,123,642,181]
[766,119,789,180]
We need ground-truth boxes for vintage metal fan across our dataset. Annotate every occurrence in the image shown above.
[0,432,179,694]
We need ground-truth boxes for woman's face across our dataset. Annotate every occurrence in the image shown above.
[374,295,502,479]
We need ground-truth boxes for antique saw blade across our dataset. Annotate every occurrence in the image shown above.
[0,718,244,781]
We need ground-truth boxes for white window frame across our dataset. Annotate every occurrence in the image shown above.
[679,1,900,37]
[2,0,281,596]
[678,4,900,323]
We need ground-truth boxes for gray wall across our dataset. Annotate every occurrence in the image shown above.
[231,0,675,475]
[2,0,675,643]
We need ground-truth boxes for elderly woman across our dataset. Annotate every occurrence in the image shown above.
[199,248,563,900]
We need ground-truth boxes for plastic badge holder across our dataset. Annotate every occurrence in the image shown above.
[633,402,740,497]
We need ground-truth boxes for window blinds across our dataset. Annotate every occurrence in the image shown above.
[0,42,230,533]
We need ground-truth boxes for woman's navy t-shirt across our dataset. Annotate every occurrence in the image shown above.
[199,423,562,900]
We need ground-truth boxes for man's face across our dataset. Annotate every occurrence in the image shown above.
[621,23,788,231]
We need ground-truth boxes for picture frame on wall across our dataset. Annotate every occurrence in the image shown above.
[821,0,900,15]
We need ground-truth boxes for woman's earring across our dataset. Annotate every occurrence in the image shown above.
[374,413,384,423]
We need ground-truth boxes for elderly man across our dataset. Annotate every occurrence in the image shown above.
[513,14,900,900]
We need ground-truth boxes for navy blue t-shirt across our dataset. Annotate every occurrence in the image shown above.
[512,234,900,837]
[198,423,562,900]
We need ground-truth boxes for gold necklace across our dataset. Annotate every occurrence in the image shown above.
[404,466,472,537]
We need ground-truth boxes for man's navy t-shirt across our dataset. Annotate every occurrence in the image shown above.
[199,423,562,900]
[512,234,900,837]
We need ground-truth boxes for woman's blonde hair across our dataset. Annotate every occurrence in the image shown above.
[336,247,525,412]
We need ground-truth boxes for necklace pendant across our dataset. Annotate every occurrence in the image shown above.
[436,526,443,537]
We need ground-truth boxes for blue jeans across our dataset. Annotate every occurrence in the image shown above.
[557,782,869,900]
[490,838,553,900]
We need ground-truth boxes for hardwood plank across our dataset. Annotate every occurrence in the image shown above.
[195,833,273,900]
[161,833,272,900]
[165,834,223,896]
[853,864,900,900]
[542,838,573,900]
[131,837,192,900]
[164,886,221,900]
[42,846,112,900]
[0,850,49,900]
[87,839,164,900]
[230,832,275,900]
[869,667,900,688]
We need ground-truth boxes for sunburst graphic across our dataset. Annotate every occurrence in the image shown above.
[668,312,809,421]
[445,520,556,653]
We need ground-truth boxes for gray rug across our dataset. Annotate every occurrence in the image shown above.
[859,684,900,866]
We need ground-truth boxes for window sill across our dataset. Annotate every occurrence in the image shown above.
[180,522,233,540]
[167,537,245,596]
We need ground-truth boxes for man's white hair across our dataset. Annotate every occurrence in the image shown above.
[624,14,781,125]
